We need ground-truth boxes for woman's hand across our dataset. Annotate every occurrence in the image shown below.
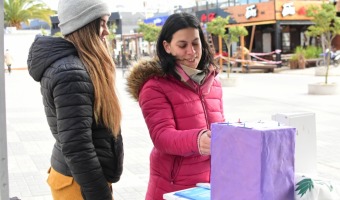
[198,130,211,155]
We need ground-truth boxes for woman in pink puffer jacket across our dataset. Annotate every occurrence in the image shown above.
[126,12,225,200]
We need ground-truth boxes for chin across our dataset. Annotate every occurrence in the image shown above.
[180,61,199,68]
[189,61,199,69]
[188,64,199,69]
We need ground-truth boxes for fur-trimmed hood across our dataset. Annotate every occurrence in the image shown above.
[126,58,165,101]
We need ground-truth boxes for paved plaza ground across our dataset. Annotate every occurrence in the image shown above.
[3,66,340,199]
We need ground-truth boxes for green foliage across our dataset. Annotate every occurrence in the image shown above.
[305,46,322,59]
[53,32,63,38]
[107,23,117,41]
[207,16,248,46]
[295,178,314,197]
[228,26,249,44]
[291,46,306,62]
[4,0,55,29]
[207,16,248,76]
[306,3,340,41]
[291,46,322,61]
[40,28,47,36]
[306,2,340,84]
[206,16,231,39]
[137,22,161,43]
[106,23,118,58]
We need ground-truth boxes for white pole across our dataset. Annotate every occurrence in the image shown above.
[0,0,10,199]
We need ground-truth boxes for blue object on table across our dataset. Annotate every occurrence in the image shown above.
[174,187,210,200]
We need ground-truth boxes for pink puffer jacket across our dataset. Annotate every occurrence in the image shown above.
[126,59,225,200]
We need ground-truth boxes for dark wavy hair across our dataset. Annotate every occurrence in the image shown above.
[156,12,214,80]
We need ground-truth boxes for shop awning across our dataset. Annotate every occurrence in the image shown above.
[226,20,314,27]
[226,20,276,27]
[144,16,169,26]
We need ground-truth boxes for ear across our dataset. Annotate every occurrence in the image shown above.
[163,40,171,54]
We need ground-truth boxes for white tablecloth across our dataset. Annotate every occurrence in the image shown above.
[163,174,340,200]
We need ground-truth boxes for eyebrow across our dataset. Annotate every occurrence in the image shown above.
[177,38,199,43]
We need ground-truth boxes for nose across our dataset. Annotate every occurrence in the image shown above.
[187,45,196,55]
[102,28,109,37]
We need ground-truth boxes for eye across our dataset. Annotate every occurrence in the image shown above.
[100,20,108,28]
[178,43,187,48]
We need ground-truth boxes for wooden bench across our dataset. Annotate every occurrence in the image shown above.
[280,54,293,60]
[273,54,293,66]
[306,58,321,67]
[244,64,277,73]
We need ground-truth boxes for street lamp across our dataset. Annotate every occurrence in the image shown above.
[143,1,147,19]
[206,0,209,21]
[216,0,219,13]
[205,0,209,39]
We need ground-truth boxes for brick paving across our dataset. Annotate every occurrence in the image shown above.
[4,67,340,199]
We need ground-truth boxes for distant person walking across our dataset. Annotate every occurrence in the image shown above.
[122,52,129,69]
[4,49,13,73]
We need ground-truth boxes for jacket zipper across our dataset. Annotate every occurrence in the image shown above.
[178,79,209,128]
[198,86,209,129]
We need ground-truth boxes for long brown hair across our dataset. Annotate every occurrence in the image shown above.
[65,18,121,137]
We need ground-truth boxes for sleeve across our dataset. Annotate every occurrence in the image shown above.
[139,80,202,157]
[51,67,112,199]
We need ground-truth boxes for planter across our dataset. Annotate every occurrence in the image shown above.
[298,59,306,69]
[306,58,319,68]
[289,60,298,69]
[315,66,340,76]
[308,82,339,95]
[219,75,240,87]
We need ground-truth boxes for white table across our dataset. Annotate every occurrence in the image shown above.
[163,175,340,200]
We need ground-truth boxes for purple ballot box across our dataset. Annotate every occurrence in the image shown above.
[211,121,296,200]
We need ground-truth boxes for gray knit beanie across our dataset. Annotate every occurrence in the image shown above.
[58,0,111,35]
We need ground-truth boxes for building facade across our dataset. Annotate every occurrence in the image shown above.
[190,0,337,62]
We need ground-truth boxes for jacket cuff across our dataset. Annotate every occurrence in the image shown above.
[197,129,208,155]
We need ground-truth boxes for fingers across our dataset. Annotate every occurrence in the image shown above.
[199,131,211,155]
[205,130,211,138]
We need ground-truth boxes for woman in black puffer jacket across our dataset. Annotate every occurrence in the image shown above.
[27,0,123,199]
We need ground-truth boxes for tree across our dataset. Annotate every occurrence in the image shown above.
[53,32,63,38]
[107,23,117,60]
[4,0,55,29]
[306,2,340,84]
[107,23,117,43]
[137,22,161,56]
[207,16,248,78]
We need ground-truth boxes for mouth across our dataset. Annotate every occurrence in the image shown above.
[185,56,198,62]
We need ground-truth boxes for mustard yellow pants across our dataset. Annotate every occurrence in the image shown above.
[47,167,113,200]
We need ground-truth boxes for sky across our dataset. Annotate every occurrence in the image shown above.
[43,0,199,13]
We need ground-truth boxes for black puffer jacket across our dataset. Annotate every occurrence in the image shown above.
[27,36,123,200]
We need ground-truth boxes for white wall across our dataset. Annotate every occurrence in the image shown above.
[4,30,41,69]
